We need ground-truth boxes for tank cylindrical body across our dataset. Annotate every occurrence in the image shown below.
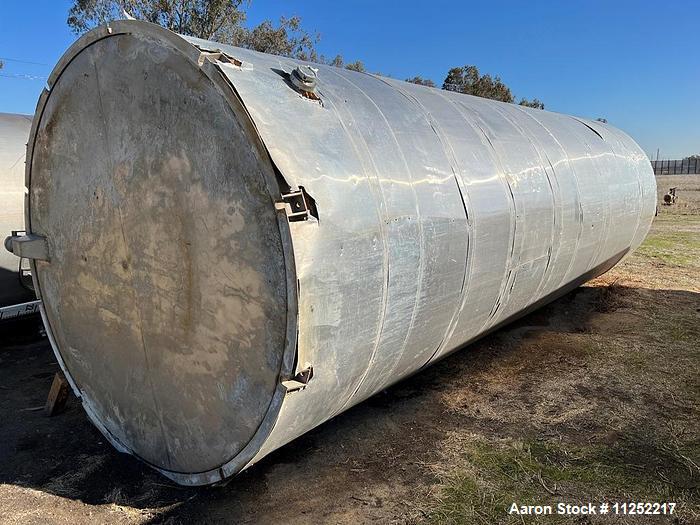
[22,22,656,485]
[0,112,34,308]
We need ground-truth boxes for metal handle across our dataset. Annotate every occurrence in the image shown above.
[4,233,50,262]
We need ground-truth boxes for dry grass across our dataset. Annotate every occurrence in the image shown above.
[656,175,700,216]
[422,187,700,524]
[0,177,698,524]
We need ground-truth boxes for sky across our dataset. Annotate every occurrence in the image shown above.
[0,0,698,159]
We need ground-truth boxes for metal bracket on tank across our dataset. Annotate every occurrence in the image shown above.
[282,366,313,393]
[195,47,253,71]
[277,187,317,222]
[4,232,50,262]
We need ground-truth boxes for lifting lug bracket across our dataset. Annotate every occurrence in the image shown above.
[4,232,50,262]
[278,187,312,222]
[282,366,313,393]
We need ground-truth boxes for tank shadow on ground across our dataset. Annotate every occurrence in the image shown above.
[0,285,696,522]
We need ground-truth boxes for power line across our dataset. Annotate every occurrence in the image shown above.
[0,57,49,67]
[0,73,47,81]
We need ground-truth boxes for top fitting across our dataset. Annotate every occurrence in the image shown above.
[290,65,318,93]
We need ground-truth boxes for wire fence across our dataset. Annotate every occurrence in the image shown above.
[651,158,700,175]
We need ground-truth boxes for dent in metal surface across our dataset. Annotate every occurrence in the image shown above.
[26,21,656,485]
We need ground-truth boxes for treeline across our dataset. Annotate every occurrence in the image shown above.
[408,66,544,109]
[67,0,542,107]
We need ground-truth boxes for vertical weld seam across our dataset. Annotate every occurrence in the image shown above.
[317,71,391,415]
[447,98,517,329]
[323,70,439,413]
[590,160,612,269]
[338,74,427,393]
[492,105,557,305]
[542,155,559,282]
[617,134,645,251]
[515,108,585,291]
[389,86,472,369]
[498,107,557,304]
[594,136,620,263]
[543,157,558,281]
[490,164,516,324]
[570,116,609,272]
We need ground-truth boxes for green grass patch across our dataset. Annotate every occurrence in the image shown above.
[642,300,700,348]
[426,435,699,524]
[636,230,700,267]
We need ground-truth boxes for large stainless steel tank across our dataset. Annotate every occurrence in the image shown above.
[0,112,34,308]
[15,21,655,485]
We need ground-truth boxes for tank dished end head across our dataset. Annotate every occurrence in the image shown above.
[290,65,318,93]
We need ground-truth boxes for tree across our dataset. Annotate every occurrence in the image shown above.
[442,65,514,103]
[317,54,372,73]
[67,0,318,60]
[441,64,543,106]
[67,0,245,39]
[519,98,544,110]
[326,55,344,68]
[344,60,365,73]
[240,16,318,61]
[406,76,436,87]
[66,2,543,103]
[596,117,608,123]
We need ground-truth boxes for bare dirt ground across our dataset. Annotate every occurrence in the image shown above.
[0,175,698,524]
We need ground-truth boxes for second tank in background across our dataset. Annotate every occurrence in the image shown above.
[0,112,35,316]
